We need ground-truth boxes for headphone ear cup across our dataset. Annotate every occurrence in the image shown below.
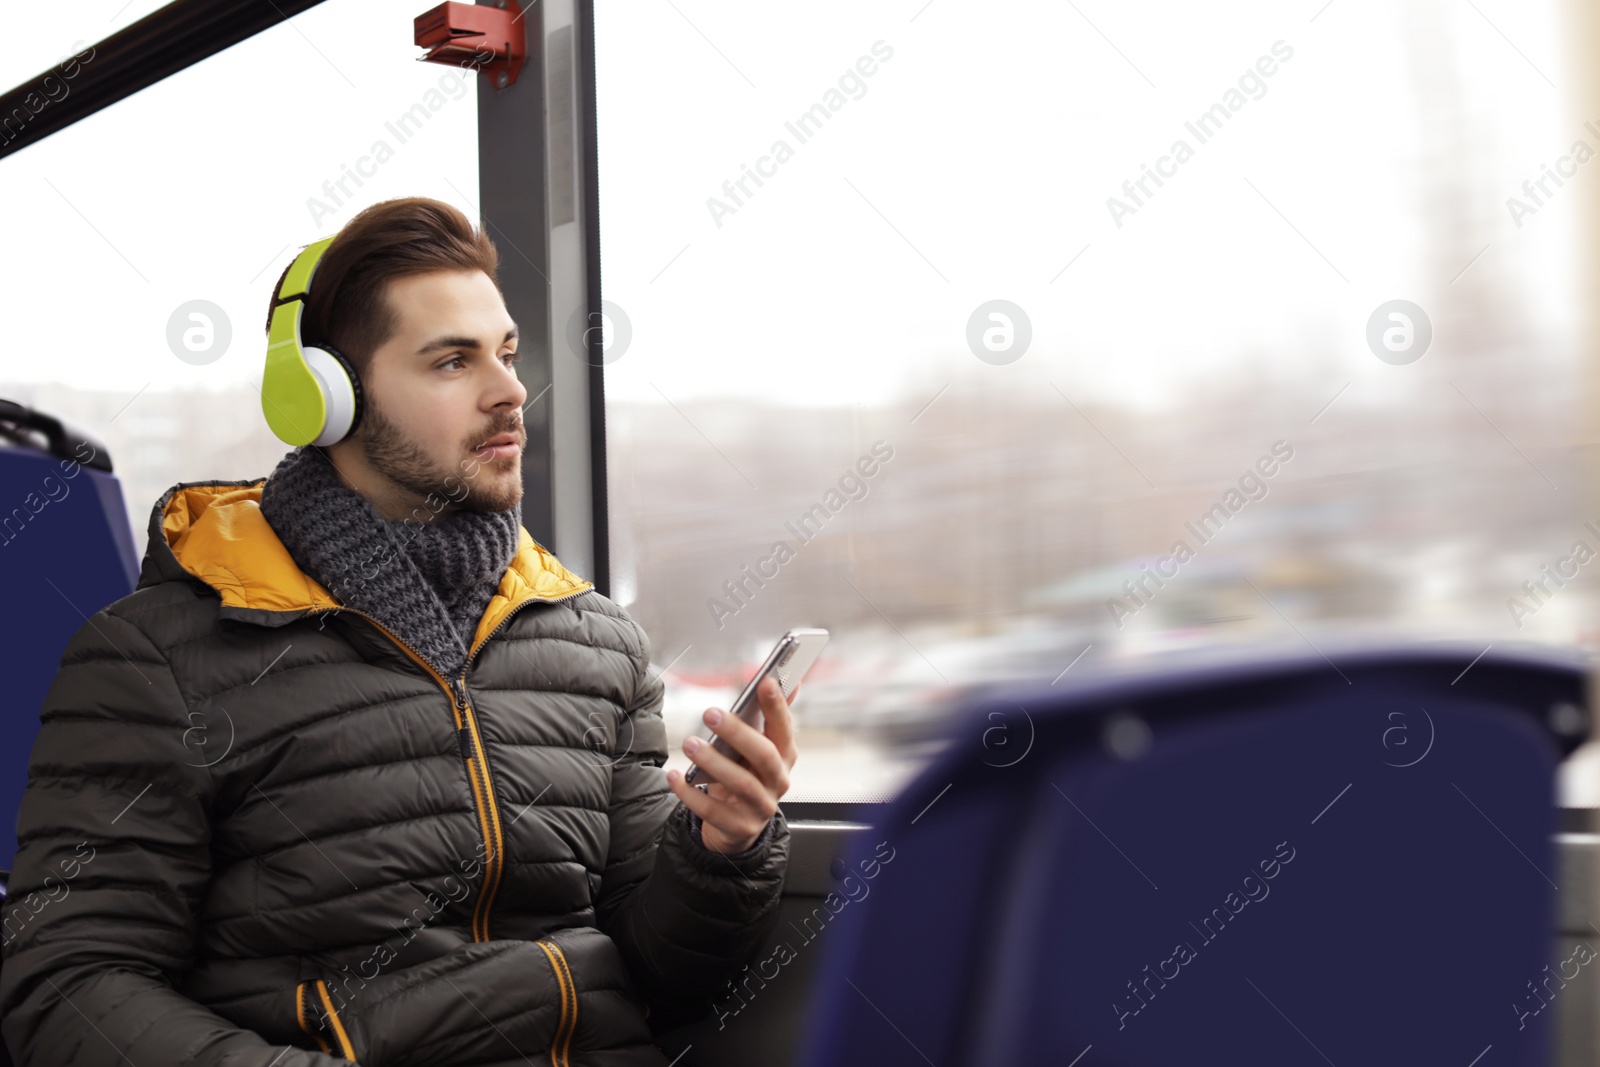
[323,345,364,438]
[300,345,362,447]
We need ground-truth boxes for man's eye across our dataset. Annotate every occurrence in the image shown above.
[440,352,519,371]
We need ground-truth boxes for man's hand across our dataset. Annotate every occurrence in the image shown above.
[667,677,800,854]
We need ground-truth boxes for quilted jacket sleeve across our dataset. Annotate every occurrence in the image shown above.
[594,620,790,1033]
[0,607,347,1067]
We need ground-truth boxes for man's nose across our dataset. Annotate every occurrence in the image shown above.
[493,356,529,411]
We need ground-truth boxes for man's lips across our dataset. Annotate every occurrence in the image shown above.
[473,435,522,457]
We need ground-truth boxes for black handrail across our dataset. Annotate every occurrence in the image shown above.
[0,0,329,162]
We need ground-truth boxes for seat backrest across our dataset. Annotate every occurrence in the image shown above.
[798,643,1587,1067]
[0,401,137,871]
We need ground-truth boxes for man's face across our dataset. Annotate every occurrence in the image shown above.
[326,269,527,521]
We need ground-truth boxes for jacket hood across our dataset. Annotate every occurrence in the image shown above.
[137,478,595,647]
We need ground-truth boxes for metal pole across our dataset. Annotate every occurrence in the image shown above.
[476,0,609,593]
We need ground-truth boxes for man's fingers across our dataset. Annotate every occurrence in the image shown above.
[667,770,768,844]
[758,678,799,768]
[702,704,789,797]
[667,771,718,820]
[682,734,769,812]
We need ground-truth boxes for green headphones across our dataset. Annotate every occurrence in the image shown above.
[262,236,365,447]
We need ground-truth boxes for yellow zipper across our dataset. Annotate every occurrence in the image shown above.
[452,584,591,940]
[452,671,503,941]
[295,981,330,1056]
[536,940,578,1067]
[297,979,356,1060]
[307,606,501,940]
[316,980,358,1059]
[309,585,590,942]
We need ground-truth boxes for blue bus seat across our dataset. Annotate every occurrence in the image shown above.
[0,399,137,872]
[0,400,133,1067]
[799,642,1588,1067]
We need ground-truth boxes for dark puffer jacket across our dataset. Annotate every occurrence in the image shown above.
[0,478,788,1067]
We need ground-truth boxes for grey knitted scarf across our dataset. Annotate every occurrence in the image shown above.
[258,444,522,680]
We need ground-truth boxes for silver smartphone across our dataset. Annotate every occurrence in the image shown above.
[684,628,830,786]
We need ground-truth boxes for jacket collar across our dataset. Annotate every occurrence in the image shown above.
[138,479,594,650]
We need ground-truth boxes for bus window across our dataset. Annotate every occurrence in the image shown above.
[592,1,1584,804]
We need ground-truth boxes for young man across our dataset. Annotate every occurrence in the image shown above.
[0,198,795,1066]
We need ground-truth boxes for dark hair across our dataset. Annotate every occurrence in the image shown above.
[263,197,501,382]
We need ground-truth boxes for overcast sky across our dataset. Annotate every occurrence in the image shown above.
[0,0,1577,413]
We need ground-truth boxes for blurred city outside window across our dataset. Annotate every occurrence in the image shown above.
[592,1,1592,801]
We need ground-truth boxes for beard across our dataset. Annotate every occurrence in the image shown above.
[357,392,523,516]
